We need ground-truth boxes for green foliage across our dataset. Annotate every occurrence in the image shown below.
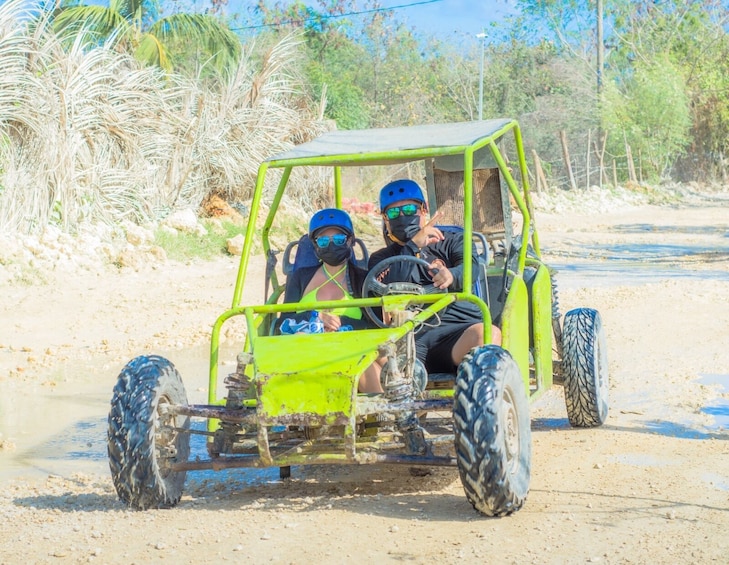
[685,45,729,178]
[482,37,561,118]
[304,32,371,129]
[508,0,729,184]
[154,220,243,260]
[602,56,691,180]
[253,1,474,128]
[52,0,241,75]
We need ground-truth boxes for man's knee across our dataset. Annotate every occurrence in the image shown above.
[463,323,484,347]
[451,323,483,365]
[460,322,500,350]
[490,324,502,345]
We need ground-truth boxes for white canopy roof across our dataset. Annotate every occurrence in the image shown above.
[265,119,513,166]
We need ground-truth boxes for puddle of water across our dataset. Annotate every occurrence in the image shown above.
[698,373,729,393]
[551,261,729,288]
[531,417,570,430]
[612,453,680,467]
[701,400,729,430]
[695,374,729,431]
[546,225,729,287]
[610,224,729,236]
[0,344,240,482]
[0,343,299,486]
[583,242,729,261]
[701,472,729,492]
[186,420,284,486]
[0,377,112,479]
[642,419,714,439]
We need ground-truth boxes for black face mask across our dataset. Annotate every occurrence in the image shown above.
[315,243,352,266]
[388,215,421,243]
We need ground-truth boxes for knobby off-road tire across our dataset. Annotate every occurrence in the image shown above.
[454,345,531,517]
[561,308,609,427]
[108,355,190,510]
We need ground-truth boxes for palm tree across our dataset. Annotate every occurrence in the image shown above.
[51,0,241,74]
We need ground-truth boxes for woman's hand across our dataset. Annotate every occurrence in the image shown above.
[319,311,342,332]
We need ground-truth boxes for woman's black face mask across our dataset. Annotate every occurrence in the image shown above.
[314,238,352,266]
[387,214,421,243]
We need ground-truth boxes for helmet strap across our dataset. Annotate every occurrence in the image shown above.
[387,232,407,246]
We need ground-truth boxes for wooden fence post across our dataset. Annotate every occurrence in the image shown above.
[638,149,643,183]
[531,149,548,193]
[560,130,578,191]
[585,129,592,190]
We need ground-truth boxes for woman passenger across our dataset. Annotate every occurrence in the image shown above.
[278,208,382,393]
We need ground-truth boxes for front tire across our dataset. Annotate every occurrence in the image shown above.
[454,345,531,517]
[108,355,190,510]
[561,308,609,427]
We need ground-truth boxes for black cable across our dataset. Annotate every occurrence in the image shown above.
[230,0,443,31]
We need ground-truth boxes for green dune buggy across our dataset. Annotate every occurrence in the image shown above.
[107,119,609,516]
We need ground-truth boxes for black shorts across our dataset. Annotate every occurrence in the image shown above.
[415,302,482,374]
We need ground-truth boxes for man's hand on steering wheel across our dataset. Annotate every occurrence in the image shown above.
[428,258,453,290]
[362,255,445,328]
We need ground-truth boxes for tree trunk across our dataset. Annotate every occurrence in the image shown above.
[626,143,637,183]
[593,130,608,188]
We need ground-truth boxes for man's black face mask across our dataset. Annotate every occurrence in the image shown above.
[388,214,421,243]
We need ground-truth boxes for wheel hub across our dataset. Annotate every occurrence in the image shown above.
[155,395,179,470]
[502,388,520,467]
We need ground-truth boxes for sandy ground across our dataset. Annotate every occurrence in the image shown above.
[1,202,729,564]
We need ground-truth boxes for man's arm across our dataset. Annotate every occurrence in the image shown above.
[428,233,480,292]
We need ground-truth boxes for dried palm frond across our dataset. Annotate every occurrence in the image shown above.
[0,2,328,235]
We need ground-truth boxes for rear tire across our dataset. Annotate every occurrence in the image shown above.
[454,345,531,517]
[108,355,190,510]
[561,308,609,427]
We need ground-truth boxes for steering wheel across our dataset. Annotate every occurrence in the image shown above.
[362,255,445,328]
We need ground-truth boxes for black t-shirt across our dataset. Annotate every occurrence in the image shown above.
[368,232,484,372]
[368,232,483,321]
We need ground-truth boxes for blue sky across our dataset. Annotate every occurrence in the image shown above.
[59,0,521,46]
[375,0,519,38]
[193,0,521,44]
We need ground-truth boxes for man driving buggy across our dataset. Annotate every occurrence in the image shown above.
[368,179,501,375]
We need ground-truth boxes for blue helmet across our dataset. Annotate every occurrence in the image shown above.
[379,179,426,211]
[308,208,354,239]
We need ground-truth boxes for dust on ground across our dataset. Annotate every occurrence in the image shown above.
[1,200,729,564]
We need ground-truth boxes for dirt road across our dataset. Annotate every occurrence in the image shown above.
[1,201,728,564]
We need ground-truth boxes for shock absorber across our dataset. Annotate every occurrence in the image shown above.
[381,340,428,456]
[212,352,254,457]
[550,271,564,360]
[224,352,254,409]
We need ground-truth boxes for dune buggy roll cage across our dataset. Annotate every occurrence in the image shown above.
[206,118,541,406]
